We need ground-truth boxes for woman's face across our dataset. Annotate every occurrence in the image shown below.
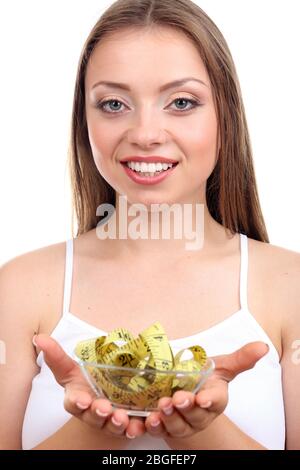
[85,26,219,207]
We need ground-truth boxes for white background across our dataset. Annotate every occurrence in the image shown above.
[0,0,299,265]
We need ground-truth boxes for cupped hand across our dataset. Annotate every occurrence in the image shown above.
[34,335,269,442]
[33,334,145,440]
[144,342,269,439]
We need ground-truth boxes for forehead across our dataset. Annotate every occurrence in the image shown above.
[85,27,210,90]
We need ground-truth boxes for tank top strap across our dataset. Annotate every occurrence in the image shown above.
[239,233,249,311]
[62,238,74,316]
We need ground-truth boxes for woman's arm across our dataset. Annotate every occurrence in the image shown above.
[164,413,266,450]
[0,255,41,449]
[163,250,300,450]
[32,416,131,450]
[30,334,145,449]
[0,251,144,450]
[32,412,264,450]
[143,342,269,448]
[280,252,300,450]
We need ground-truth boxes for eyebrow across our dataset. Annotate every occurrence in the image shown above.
[91,77,208,92]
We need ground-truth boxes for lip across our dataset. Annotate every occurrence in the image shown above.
[121,161,178,185]
[120,156,178,164]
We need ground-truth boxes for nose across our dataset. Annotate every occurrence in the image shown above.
[126,107,167,149]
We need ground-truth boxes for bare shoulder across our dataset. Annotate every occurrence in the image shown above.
[248,237,300,335]
[248,239,300,449]
[0,240,67,333]
[248,237,300,285]
[0,241,67,449]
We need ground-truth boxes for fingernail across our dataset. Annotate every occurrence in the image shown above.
[175,398,190,409]
[162,405,173,416]
[111,416,123,427]
[200,400,212,409]
[150,419,161,427]
[126,432,136,439]
[95,409,109,417]
[32,335,37,347]
[76,402,89,410]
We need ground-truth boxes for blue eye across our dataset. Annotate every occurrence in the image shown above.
[171,97,200,112]
[98,99,124,113]
[96,97,201,114]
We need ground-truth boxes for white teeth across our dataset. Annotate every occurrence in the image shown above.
[126,161,175,173]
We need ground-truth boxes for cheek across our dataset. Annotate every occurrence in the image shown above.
[86,117,125,192]
[86,119,115,171]
[179,111,218,184]
[185,111,218,162]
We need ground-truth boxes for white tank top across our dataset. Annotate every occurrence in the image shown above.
[22,233,285,450]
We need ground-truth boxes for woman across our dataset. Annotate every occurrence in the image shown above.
[0,0,299,450]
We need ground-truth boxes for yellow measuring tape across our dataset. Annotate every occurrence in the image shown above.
[74,322,208,410]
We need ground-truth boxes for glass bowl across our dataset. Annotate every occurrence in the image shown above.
[74,356,215,417]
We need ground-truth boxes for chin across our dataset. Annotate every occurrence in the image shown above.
[126,193,178,211]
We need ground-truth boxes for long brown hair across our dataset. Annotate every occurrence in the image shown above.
[68,0,269,242]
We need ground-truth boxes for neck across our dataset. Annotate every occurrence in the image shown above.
[95,194,232,262]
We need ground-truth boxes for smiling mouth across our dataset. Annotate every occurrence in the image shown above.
[121,161,179,177]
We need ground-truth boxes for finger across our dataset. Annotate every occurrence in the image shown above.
[169,386,227,433]
[102,408,130,438]
[125,417,146,440]
[35,334,78,385]
[62,398,112,430]
[64,388,96,415]
[79,398,113,428]
[156,397,193,438]
[145,411,168,438]
[89,402,145,439]
[171,391,213,434]
[194,379,228,414]
[90,398,113,419]
[212,341,269,382]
